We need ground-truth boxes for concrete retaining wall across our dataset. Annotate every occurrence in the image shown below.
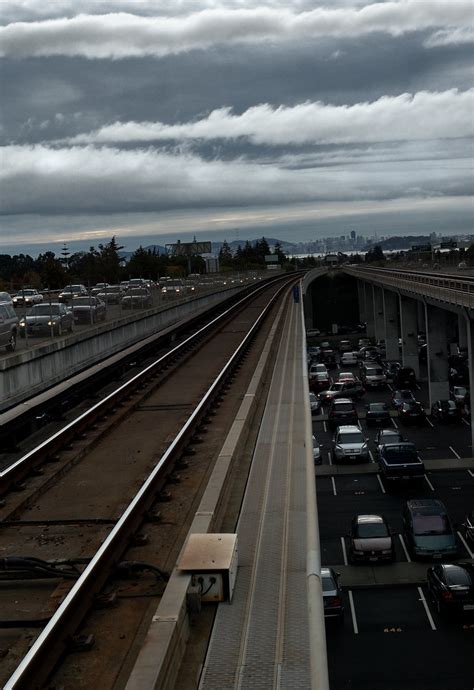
[0,288,242,411]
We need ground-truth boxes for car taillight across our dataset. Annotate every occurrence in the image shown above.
[442,591,453,601]
[326,596,342,606]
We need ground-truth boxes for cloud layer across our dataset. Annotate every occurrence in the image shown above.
[66,89,474,146]
[1,2,472,59]
[1,143,472,216]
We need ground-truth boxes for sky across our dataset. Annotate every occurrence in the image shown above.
[0,1,473,255]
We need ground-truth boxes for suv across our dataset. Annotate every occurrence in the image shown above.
[360,364,387,389]
[331,425,369,463]
[402,499,458,560]
[0,295,18,352]
[327,398,358,430]
[322,567,344,622]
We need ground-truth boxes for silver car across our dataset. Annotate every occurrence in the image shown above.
[331,425,369,463]
[349,514,394,563]
[19,302,74,336]
[313,435,322,465]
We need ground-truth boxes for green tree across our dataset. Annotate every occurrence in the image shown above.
[98,236,124,283]
[219,240,233,267]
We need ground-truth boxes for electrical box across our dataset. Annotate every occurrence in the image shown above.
[179,533,238,602]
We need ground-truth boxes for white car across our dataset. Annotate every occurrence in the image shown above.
[12,289,43,307]
[341,352,359,366]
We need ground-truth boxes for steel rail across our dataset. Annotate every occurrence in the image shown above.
[344,266,474,310]
[0,277,289,496]
[3,278,295,690]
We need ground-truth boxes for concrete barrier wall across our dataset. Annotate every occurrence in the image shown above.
[0,288,242,411]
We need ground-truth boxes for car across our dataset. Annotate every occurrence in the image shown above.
[365,402,391,426]
[313,435,322,465]
[71,296,106,324]
[310,372,331,393]
[339,339,352,353]
[331,425,369,463]
[360,364,387,389]
[399,401,426,425]
[12,288,43,307]
[320,341,331,349]
[309,392,321,415]
[337,371,356,383]
[381,360,401,381]
[306,328,321,339]
[321,349,336,366]
[450,386,469,408]
[463,513,474,544]
[0,295,18,352]
[121,288,152,309]
[402,499,458,560]
[309,363,328,378]
[427,564,474,616]
[393,366,417,388]
[375,428,404,454]
[391,389,416,410]
[319,380,365,403]
[378,442,425,483]
[431,399,462,423]
[328,399,358,429]
[97,285,122,304]
[19,302,74,336]
[321,567,344,622]
[359,346,379,362]
[340,352,358,367]
[358,338,371,348]
[348,514,394,563]
[91,282,111,296]
[58,284,88,303]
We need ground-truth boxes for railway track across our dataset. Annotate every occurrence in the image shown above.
[0,276,296,689]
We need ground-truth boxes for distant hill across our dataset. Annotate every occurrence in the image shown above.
[364,236,432,250]
[212,238,298,253]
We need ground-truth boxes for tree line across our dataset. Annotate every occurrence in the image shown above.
[0,236,291,291]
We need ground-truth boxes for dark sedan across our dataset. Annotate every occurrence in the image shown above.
[399,401,426,425]
[431,399,461,423]
[322,567,344,622]
[19,303,74,337]
[427,564,474,616]
[393,366,417,388]
[391,389,416,410]
[365,402,391,426]
[71,296,106,324]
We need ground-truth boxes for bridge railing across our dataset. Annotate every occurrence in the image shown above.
[344,266,474,310]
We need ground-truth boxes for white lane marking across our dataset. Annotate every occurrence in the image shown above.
[340,536,348,566]
[462,418,470,426]
[376,474,386,494]
[323,420,327,432]
[387,383,393,391]
[468,469,474,478]
[424,474,435,491]
[458,531,474,559]
[331,476,337,496]
[348,590,359,635]
[426,417,434,428]
[449,446,461,459]
[416,383,421,390]
[399,534,411,562]
[368,450,375,463]
[391,418,398,429]
[417,586,437,631]
[327,451,332,466]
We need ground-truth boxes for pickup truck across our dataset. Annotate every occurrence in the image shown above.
[378,442,425,483]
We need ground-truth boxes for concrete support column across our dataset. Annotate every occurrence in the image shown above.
[458,314,468,350]
[357,280,366,324]
[425,303,450,406]
[373,286,385,342]
[464,314,474,448]
[383,289,399,360]
[364,283,375,338]
[399,295,419,377]
[417,301,426,334]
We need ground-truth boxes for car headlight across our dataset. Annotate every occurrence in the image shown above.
[48,320,57,326]
[362,443,368,451]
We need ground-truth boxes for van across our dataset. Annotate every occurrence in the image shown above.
[402,499,458,560]
[0,293,19,352]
